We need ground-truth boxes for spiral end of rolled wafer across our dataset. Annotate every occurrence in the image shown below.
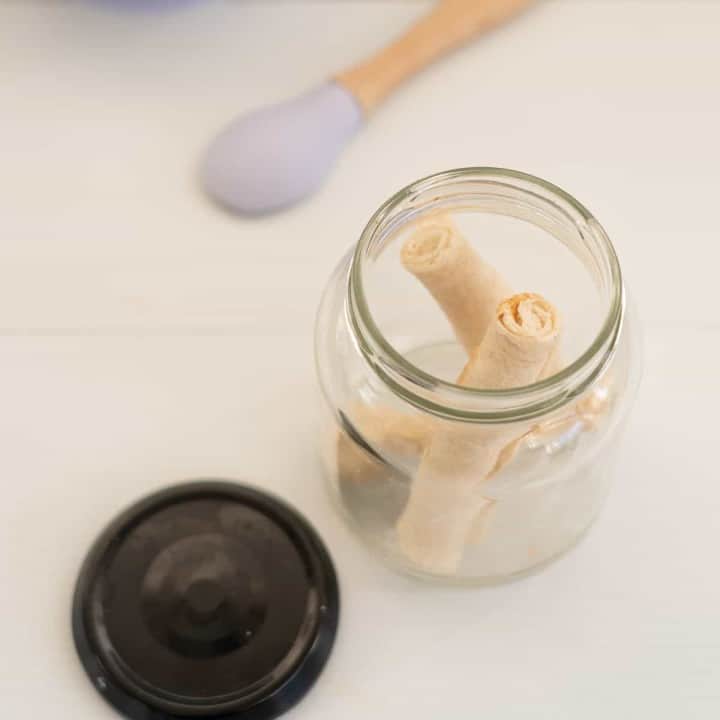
[400,218,464,280]
[459,293,560,389]
[496,292,560,340]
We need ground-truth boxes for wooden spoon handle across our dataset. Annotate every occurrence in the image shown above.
[337,0,535,114]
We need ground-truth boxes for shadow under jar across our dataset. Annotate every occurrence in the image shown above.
[315,168,641,585]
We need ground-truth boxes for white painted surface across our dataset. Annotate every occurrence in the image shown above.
[1,1,719,718]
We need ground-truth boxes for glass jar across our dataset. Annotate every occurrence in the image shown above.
[315,168,641,584]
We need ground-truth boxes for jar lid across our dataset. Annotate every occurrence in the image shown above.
[72,481,339,720]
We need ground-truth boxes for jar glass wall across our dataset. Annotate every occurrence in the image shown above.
[315,168,641,584]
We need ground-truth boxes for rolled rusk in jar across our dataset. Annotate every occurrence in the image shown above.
[400,215,568,425]
[396,293,561,575]
[401,218,513,354]
[336,403,431,484]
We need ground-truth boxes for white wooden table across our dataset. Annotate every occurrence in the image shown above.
[2,2,719,718]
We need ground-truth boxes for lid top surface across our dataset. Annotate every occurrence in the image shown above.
[73,481,339,720]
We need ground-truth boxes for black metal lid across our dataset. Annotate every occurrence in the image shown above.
[72,480,339,720]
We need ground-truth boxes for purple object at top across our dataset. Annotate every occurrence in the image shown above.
[202,82,364,215]
[97,0,202,12]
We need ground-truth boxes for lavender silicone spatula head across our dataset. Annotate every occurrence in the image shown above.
[202,1,536,215]
[202,82,363,215]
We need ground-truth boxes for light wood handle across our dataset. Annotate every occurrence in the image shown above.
[337,0,535,114]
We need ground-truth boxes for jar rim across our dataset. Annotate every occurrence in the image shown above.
[348,167,625,423]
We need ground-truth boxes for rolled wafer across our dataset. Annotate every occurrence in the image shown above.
[396,293,560,574]
[398,217,561,484]
[401,218,513,353]
[336,403,431,484]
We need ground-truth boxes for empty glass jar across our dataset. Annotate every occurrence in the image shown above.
[315,168,641,584]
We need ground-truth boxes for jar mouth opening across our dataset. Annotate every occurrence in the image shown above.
[348,167,624,423]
